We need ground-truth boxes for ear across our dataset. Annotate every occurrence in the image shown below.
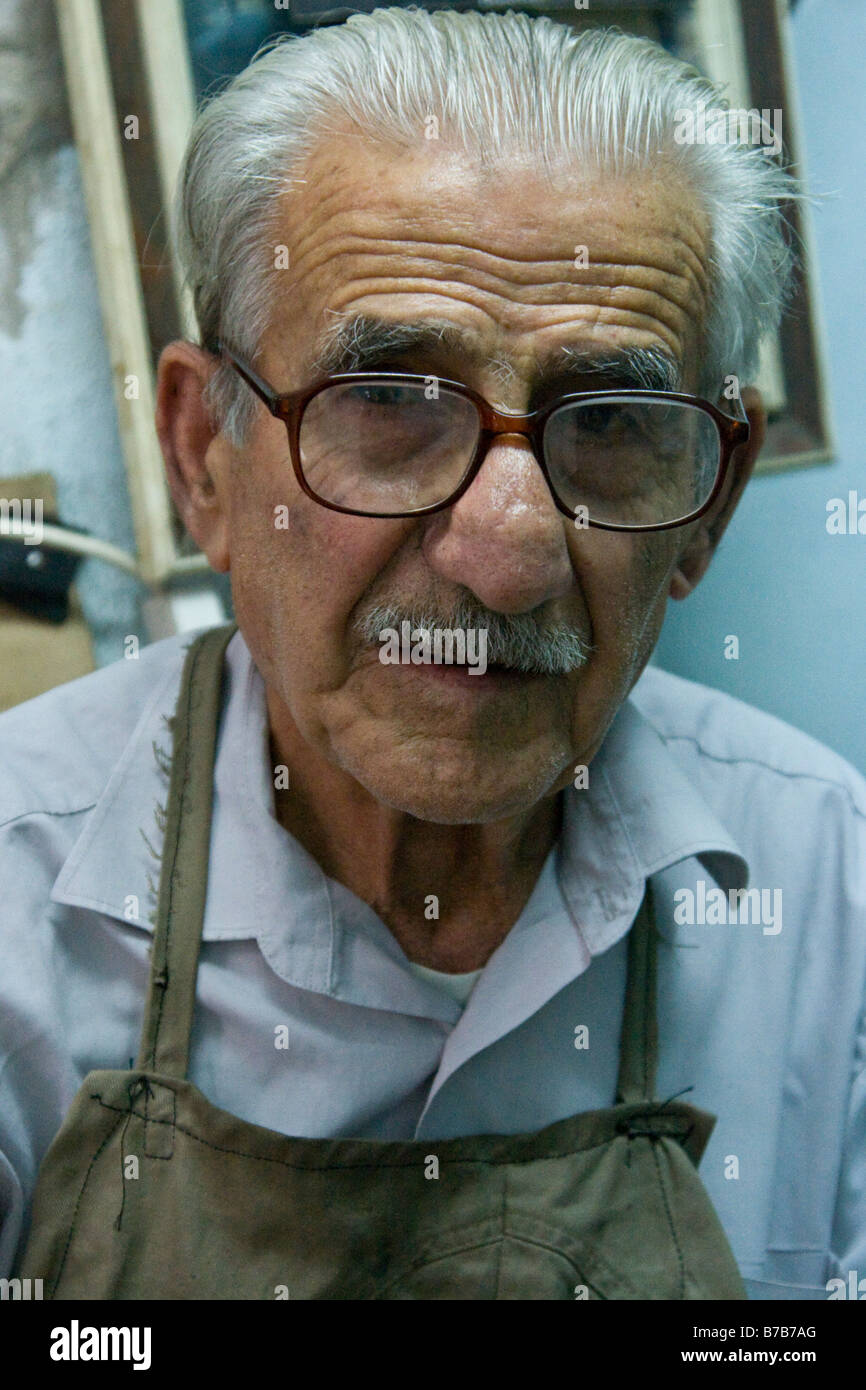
[155,341,232,573]
[669,385,766,601]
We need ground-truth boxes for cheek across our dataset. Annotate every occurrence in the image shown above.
[569,532,639,643]
[617,533,682,678]
[547,533,677,775]
[226,453,412,692]
[570,531,677,683]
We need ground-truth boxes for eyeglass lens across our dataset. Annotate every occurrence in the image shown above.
[298,382,722,522]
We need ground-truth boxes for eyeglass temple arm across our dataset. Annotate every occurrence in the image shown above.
[726,386,750,431]
[216,341,286,416]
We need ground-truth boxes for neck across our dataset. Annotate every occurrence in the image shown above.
[268,722,562,974]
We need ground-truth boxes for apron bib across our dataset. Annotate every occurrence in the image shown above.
[19,624,747,1299]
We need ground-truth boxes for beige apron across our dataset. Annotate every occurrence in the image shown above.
[19,624,747,1299]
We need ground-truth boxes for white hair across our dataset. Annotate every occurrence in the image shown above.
[175,6,800,445]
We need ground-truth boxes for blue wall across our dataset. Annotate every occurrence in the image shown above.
[652,0,866,776]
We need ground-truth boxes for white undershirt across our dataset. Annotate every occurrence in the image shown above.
[405,961,483,1006]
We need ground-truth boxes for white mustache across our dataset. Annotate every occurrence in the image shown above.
[354,599,593,676]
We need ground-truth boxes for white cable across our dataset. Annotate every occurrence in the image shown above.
[0,521,139,577]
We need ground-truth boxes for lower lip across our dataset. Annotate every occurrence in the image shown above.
[398,662,543,690]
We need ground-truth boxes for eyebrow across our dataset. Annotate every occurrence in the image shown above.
[309,313,683,392]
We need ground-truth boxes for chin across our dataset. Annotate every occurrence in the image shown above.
[336,746,571,825]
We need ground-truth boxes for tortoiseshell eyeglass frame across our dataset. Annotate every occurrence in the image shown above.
[215,340,751,532]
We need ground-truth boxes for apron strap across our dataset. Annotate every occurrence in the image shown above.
[138,618,662,1099]
[614,878,660,1104]
[136,623,237,1079]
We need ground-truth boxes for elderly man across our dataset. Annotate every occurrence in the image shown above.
[1,10,864,1302]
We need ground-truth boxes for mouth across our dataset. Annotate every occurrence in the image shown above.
[396,659,550,689]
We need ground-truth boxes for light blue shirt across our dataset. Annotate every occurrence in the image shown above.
[0,627,864,1300]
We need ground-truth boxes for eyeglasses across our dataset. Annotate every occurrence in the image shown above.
[217,341,750,532]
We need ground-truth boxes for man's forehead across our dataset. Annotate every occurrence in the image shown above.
[266,134,712,383]
[278,129,709,263]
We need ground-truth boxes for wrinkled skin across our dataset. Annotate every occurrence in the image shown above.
[157,132,764,970]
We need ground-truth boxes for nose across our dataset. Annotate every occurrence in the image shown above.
[422,435,576,613]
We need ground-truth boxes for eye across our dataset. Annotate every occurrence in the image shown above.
[579,403,618,432]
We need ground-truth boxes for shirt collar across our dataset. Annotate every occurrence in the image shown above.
[51,630,749,1001]
[560,692,749,953]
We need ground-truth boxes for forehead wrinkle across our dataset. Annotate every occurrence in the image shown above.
[317,279,696,365]
[290,232,709,308]
[284,179,711,270]
[277,143,713,319]
[281,177,711,277]
[289,241,709,346]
